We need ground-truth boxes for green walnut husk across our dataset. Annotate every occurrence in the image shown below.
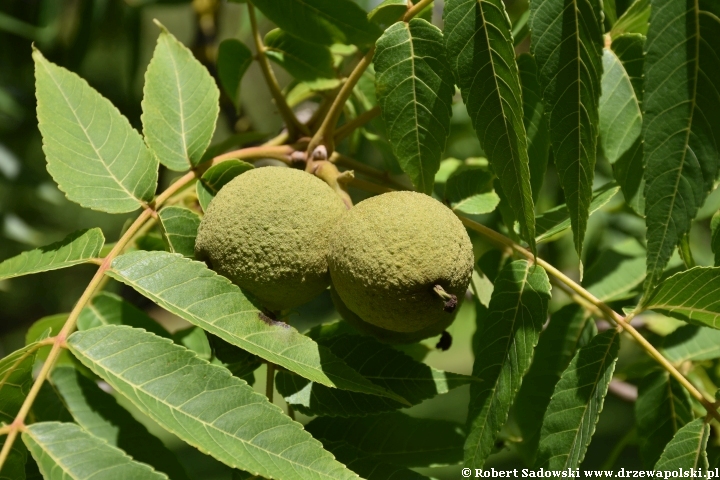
[329,191,474,333]
[195,166,346,311]
[330,287,453,344]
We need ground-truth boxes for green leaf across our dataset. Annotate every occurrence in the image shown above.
[67,326,360,479]
[265,29,335,81]
[654,418,710,470]
[368,0,407,30]
[196,159,254,211]
[77,291,170,338]
[306,412,465,468]
[0,228,103,281]
[530,0,604,259]
[582,238,645,302]
[172,326,212,360]
[535,330,620,469]
[465,260,552,468]
[31,382,73,424]
[452,192,500,215]
[250,0,381,47]
[713,211,720,266]
[22,422,168,479]
[208,334,262,385]
[50,366,189,480]
[535,182,619,243]
[217,39,252,111]
[444,0,537,250]
[0,343,39,480]
[142,24,219,171]
[513,304,590,464]
[663,325,720,363]
[599,49,642,166]
[33,49,158,213]
[642,267,720,328]
[610,0,649,38]
[158,206,200,258]
[25,314,73,366]
[374,19,454,195]
[277,333,474,417]
[518,54,550,202]
[642,0,720,294]
[320,441,428,480]
[611,33,645,105]
[636,370,694,468]
[107,250,406,403]
[444,165,494,203]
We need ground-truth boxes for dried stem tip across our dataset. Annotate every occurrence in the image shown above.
[433,285,458,313]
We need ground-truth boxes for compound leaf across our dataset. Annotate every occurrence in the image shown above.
[535,330,620,469]
[23,422,168,479]
[106,250,406,403]
[513,304,590,464]
[277,333,474,417]
[535,183,619,243]
[33,49,158,213]
[50,366,189,480]
[306,412,464,468]
[444,0,536,250]
[196,159,254,212]
[654,419,710,470]
[67,326,359,480]
[374,19,454,195]
[142,25,219,171]
[642,267,720,328]
[251,0,381,47]
[0,228,103,281]
[158,206,201,258]
[465,260,552,468]
[217,39,252,111]
[642,0,720,294]
[77,291,170,338]
[663,325,720,363]
[530,0,604,259]
[636,370,693,468]
[265,29,335,81]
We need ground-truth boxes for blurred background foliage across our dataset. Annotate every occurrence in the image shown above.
[2,0,720,477]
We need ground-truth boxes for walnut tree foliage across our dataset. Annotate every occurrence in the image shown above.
[2,0,720,477]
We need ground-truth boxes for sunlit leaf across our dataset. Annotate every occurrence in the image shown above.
[535,330,620,469]
[517,54,550,202]
[265,29,335,81]
[0,228,103,281]
[611,33,645,106]
[642,0,720,294]
[196,159,254,211]
[67,326,360,479]
[374,19,454,195]
[535,183,619,243]
[33,49,158,213]
[582,238,645,302]
[50,366,189,479]
[107,251,406,402]
[77,291,170,338]
[217,39,252,111]
[23,422,168,479]
[663,325,720,364]
[636,370,693,468]
[530,0,604,259]
[642,267,720,328]
[465,261,551,468]
[513,304,590,464]
[654,418,709,470]
[251,0,381,47]
[277,333,474,417]
[452,193,500,216]
[142,25,219,171]
[611,0,649,38]
[367,0,406,29]
[158,206,200,258]
[306,412,464,468]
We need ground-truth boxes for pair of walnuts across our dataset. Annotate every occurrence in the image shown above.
[195,167,474,344]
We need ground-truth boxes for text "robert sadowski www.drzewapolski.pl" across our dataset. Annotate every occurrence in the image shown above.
[461,469,720,478]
